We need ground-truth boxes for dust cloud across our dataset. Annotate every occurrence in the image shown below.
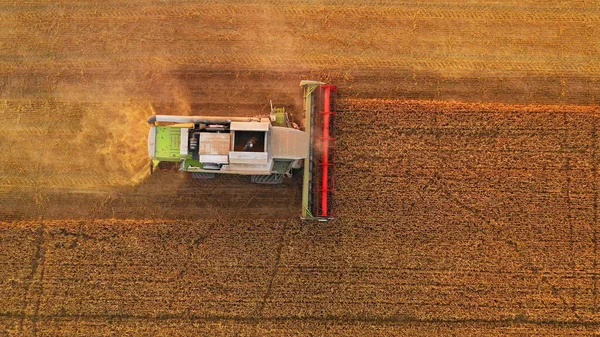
[72,102,151,187]
[48,66,193,189]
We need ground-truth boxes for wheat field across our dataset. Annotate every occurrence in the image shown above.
[1,1,600,336]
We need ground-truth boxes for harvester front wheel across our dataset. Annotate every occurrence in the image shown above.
[250,174,284,185]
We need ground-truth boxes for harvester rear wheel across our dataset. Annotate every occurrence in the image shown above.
[250,174,284,185]
[192,172,216,180]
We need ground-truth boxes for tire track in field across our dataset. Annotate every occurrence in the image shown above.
[253,221,288,319]
[165,221,219,314]
[436,182,583,321]
[17,223,46,336]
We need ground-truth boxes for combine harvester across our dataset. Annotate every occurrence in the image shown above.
[147,80,337,221]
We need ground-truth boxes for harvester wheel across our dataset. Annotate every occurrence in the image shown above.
[250,174,284,185]
[192,172,216,180]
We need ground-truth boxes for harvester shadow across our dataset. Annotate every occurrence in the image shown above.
[105,165,304,220]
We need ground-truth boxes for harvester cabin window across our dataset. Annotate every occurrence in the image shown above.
[233,131,266,152]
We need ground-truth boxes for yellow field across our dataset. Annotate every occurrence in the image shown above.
[2,0,600,335]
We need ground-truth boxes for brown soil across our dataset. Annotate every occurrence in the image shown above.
[1,1,600,336]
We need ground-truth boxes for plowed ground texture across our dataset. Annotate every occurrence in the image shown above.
[3,0,600,336]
